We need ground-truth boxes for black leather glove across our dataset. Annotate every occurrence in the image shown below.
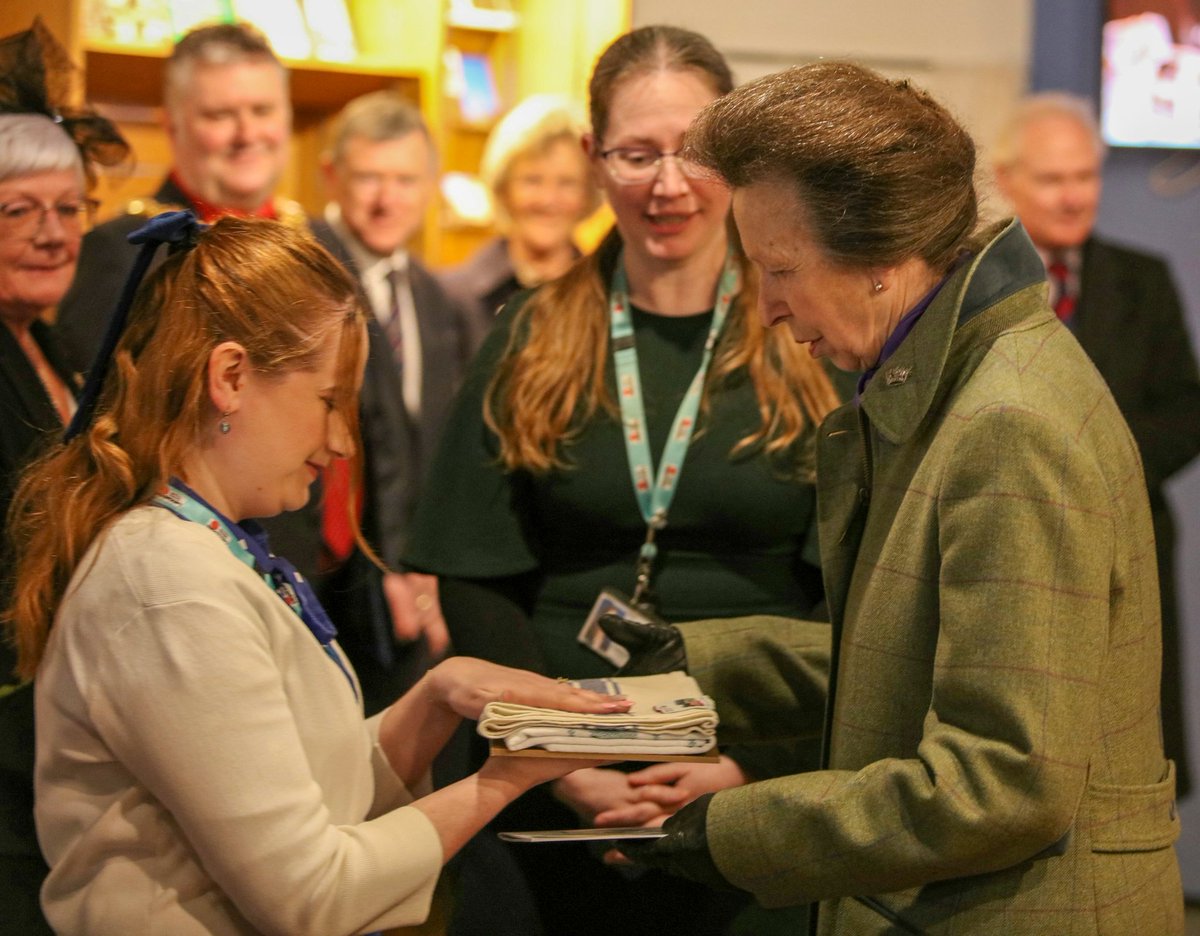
[619,794,741,892]
[598,612,687,675]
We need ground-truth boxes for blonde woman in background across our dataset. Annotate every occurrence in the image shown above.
[439,94,600,331]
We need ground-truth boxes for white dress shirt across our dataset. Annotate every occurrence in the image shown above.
[326,204,423,415]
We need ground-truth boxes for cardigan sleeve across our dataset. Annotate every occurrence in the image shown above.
[72,583,444,935]
[365,708,421,815]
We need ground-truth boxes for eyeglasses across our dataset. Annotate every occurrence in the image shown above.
[598,146,707,185]
[0,197,99,239]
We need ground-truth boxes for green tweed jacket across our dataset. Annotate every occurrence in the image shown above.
[680,220,1182,935]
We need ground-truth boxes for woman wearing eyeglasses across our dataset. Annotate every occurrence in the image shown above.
[404,25,844,936]
[0,21,128,934]
[0,141,96,437]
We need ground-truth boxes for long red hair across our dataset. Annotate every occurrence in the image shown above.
[4,218,366,678]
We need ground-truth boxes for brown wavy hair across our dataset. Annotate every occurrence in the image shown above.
[4,218,366,679]
[484,26,840,473]
[486,229,841,473]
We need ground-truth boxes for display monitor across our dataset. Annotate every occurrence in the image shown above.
[1101,0,1200,147]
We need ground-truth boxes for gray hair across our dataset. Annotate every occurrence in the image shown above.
[480,94,598,228]
[991,93,1105,169]
[164,22,286,115]
[325,91,432,167]
[0,114,83,183]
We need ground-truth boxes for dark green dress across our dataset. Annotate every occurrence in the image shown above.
[405,298,825,677]
[406,283,834,936]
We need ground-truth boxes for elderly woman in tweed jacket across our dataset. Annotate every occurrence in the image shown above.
[600,62,1183,936]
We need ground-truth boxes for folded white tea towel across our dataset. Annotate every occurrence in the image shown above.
[477,671,718,754]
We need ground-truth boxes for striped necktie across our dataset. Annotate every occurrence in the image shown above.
[383,265,407,373]
[1047,257,1076,323]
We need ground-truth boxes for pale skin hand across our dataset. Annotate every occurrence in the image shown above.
[377,658,627,860]
[594,756,749,866]
[383,571,450,658]
[427,656,631,721]
[590,755,748,828]
[378,657,630,789]
[414,754,612,862]
[551,767,682,824]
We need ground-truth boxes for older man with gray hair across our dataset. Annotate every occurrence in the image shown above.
[993,92,1200,799]
[54,22,306,373]
[313,91,481,715]
[52,20,349,583]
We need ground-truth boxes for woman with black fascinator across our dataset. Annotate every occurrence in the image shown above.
[0,19,129,933]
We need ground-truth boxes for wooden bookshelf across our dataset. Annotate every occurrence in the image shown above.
[0,0,630,266]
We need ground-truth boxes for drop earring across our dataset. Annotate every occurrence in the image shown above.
[219,412,232,434]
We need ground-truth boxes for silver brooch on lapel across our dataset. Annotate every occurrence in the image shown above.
[885,366,912,386]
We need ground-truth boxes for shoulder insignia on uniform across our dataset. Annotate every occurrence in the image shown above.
[123,197,183,218]
[274,198,308,229]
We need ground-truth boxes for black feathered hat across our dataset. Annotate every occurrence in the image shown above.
[0,16,130,186]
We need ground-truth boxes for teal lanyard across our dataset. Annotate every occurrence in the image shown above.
[610,249,739,606]
[151,480,357,698]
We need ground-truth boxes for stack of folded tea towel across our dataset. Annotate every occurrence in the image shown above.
[477,671,718,755]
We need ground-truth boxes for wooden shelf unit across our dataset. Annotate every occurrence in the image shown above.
[0,0,630,266]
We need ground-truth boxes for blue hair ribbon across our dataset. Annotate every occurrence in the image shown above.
[64,210,208,442]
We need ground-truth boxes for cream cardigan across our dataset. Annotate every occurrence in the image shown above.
[35,507,442,935]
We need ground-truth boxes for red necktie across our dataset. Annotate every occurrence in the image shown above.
[1048,259,1076,322]
[320,460,358,568]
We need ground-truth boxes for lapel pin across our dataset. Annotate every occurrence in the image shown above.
[885,366,911,386]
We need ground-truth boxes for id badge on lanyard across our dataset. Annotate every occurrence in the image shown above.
[575,249,739,663]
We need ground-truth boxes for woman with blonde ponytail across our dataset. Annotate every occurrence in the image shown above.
[5,214,628,936]
[404,24,845,936]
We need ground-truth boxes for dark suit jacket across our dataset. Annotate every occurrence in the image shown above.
[50,176,339,580]
[0,322,78,554]
[0,321,78,667]
[1073,235,1200,797]
[54,177,193,374]
[0,322,78,932]
[312,220,480,712]
[436,236,519,341]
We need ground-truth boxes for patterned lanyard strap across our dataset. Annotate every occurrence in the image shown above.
[609,248,740,606]
[151,480,358,699]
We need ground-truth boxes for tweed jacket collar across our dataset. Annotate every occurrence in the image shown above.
[816,218,1049,636]
[859,218,1047,445]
